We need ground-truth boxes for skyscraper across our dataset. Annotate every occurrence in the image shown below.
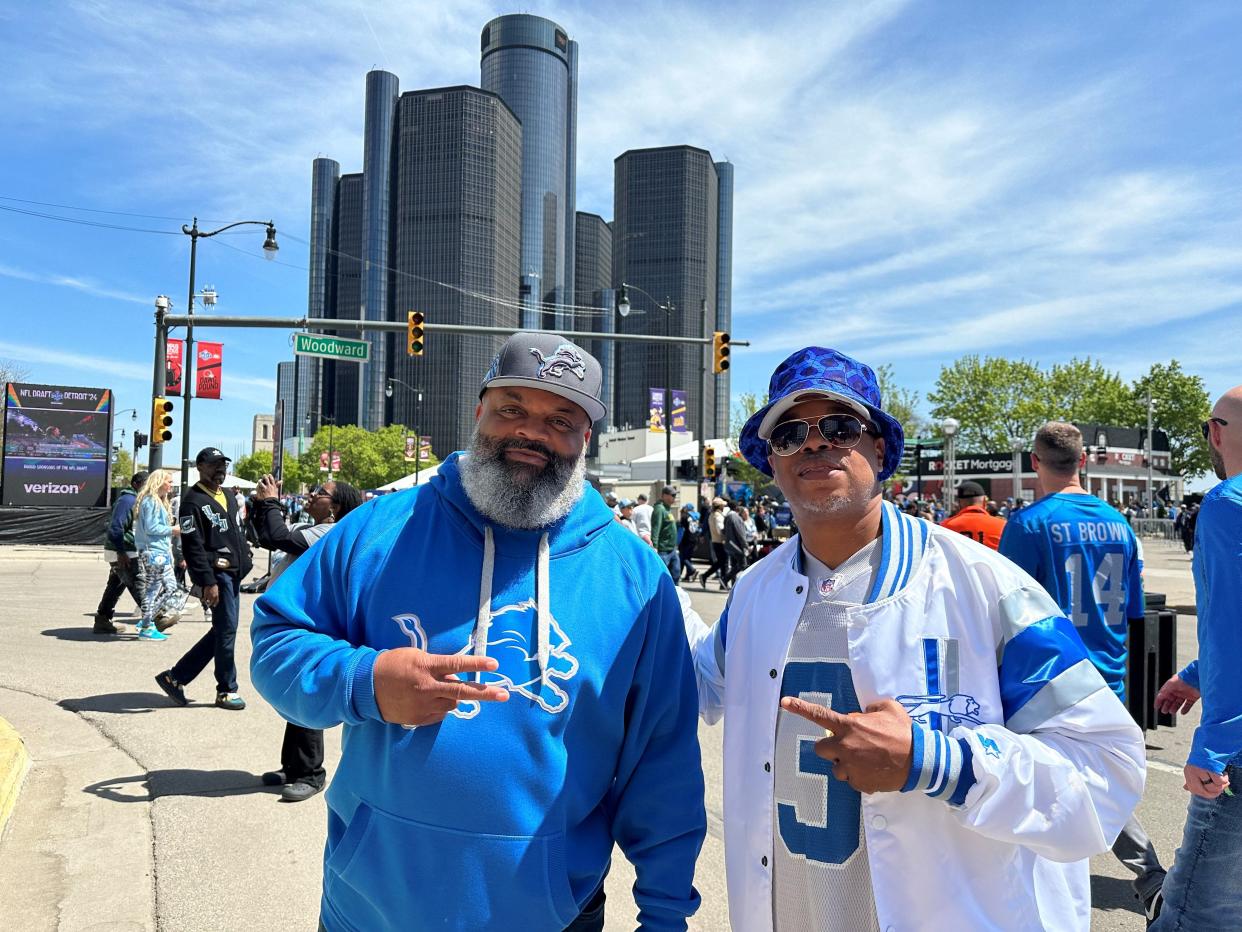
[297,157,339,438]
[387,86,523,457]
[481,14,578,330]
[359,70,400,431]
[574,211,615,432]
[325,173,364,430]
[613,146,732,438]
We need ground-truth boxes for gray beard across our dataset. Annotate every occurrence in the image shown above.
[458,430,586,530]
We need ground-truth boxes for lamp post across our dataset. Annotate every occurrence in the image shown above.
[941,417,960,515]
[617,282,676,486]
[1010,433,1024,504]
[178,217,278,496]
[386,378,425,484]
[309,413,337,479]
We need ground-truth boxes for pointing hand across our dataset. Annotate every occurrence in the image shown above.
[781,697,914,794]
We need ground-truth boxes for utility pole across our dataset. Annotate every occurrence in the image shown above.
[697,298,708,488]
[1146,390,1155,515]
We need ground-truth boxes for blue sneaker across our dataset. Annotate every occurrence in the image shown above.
[138,625,168,641]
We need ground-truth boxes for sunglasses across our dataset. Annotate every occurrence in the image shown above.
[308,487,331,499]
[767,414,873,457]
[1202,417,1229,439]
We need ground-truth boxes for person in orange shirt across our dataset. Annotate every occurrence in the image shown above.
[941,480,1007,549]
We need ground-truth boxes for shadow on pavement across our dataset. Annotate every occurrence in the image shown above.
[82,769,280,802]
[1090,873,1142,915]
[42,627,142,642]
[60,692,193,714]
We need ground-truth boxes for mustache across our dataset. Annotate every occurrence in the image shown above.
[493,436,556,462]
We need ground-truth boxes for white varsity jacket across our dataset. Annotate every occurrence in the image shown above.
[684,502,1146,931]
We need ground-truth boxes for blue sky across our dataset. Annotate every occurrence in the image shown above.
[1,1,1239,464]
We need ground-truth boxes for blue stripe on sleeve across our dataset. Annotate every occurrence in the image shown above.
[998,614,1091,724]
[924,638,942,732]
[947,739,977,806]
[901,721,925,793]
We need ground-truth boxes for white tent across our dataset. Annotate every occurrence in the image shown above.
[376,461,442,492]
[165,467,257,490]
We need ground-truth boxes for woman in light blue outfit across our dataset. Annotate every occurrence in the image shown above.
[132,469,180,641]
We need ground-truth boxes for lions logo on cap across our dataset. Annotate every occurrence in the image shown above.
[530,344,586,381]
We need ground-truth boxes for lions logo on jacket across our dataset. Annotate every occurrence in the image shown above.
[393,600,579,717]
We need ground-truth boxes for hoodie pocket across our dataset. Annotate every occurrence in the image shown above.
[326,801,581,930]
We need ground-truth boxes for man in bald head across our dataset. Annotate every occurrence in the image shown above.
[1151,385,1242,929]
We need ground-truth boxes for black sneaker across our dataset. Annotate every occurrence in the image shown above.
[1144,888,1164,928]
[261,770,289,787]
[93,614,123,635]
[280,780,324,803]
[155,670,188,706]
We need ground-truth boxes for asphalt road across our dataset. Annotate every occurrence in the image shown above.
[0,541,1202,931]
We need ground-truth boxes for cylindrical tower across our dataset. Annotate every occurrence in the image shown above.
[481,14,575,330]
[360,69,399,430]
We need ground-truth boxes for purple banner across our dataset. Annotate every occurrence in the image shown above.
[671,389,687,432]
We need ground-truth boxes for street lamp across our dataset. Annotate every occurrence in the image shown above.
[617,282,677,486]
[177,217,278,496]
[309,412,337,479]
[386,377,426,484]
[940,417,960,516]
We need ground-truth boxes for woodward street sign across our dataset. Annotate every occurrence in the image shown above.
[293,332,370,363]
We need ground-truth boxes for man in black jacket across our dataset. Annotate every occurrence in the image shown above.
[155,447,253,710]
[722,502,749,588]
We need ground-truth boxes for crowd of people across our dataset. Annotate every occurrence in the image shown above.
[84,329,1240,931]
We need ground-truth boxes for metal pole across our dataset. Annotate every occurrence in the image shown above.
[943,435,956,515]
[1012,438,1023,503]
[1146,390,1155,515]
[697,299,707,486]
[329,420,334,479]
[915,443,923,497]
[149,300,169,469]
[414,391,423,486]
[665,303,672,487]
[179,219,199,496]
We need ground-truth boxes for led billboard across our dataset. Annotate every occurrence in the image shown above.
[2,382,113,507]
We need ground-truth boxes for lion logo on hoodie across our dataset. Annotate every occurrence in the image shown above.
[393,600,579,718]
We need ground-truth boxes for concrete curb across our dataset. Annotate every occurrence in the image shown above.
[0,714,30,841]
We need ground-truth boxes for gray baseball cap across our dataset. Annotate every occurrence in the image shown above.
[480,331,607,423]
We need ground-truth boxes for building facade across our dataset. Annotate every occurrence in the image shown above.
[386,86,523,457]
[714,160,734,438]
[481,14,578,330]
[573,211,615,433]
[251,414,275,456]
[275,361,296,447]
[612,145,729,437]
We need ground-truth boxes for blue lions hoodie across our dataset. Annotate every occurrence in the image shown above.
[251,453,706,931]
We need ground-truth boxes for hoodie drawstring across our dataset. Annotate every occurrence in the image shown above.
[470,527,552,689]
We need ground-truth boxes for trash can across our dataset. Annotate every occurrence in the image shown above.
[1125,593,1177,732]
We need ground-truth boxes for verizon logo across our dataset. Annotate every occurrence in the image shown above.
[23,482,88,494]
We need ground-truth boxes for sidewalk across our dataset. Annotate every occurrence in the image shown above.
[0,543,1203,930]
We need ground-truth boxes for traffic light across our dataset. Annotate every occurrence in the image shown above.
[152,397,174,443]
[407,311,426,356]
[712,331,730,374]
[133,431,149,453]
[704,445,717,479]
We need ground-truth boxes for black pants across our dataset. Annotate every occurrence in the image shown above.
[96,559,144,619]
[723,546,748,585]
[703,541,729,581]
[171,571,240,693]
[281,722,326,786]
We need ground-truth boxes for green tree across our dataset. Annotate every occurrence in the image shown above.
[110,448,135,488]
[304,423,441,490]
[874,364,926,439]
[928,355,1051,451]
[728,391,773,489]
[1046,358,1139,426]
[232,449,273,482]
[1131,361,1212,477]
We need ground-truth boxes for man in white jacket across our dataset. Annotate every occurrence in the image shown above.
[683,346,1146,931]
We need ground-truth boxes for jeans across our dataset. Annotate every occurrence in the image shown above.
[1111,813,1166,901]
[658,549,681,582]
[171,571,240,694]
[96,557,144,619]
[1149,762,1242,930]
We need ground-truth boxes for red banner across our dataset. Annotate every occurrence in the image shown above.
[195,342,223,400]
[166,339,184,396]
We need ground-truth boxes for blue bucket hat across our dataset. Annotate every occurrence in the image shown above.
[739,347,905,480]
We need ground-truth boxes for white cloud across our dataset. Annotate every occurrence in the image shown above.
[0,263,150,304]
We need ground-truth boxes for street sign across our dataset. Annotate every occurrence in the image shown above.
[293,332,370,363]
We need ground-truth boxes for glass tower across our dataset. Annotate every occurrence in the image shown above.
[714,160,734,438]
[300,156,339,439]
[613,146,721,437]
[388,86,523,457]
[481,14,578,330]
[574,211,615,432]
[360,69,400,430]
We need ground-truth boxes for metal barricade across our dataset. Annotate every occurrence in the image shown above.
[1131,518,1177,542]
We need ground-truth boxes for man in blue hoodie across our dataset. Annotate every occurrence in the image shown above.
[251,332,706,932]
[93,470,148,634]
